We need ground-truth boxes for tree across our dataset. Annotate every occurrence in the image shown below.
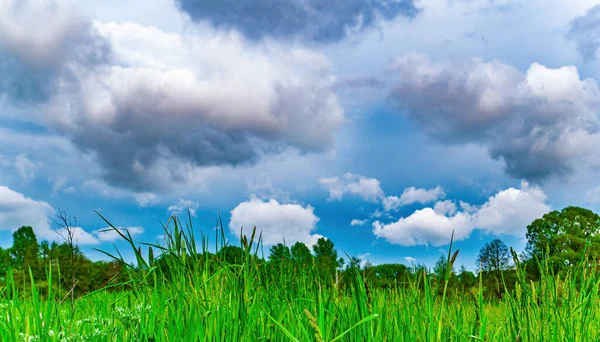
[457,265,476,291]
[368,263,410,288]
[10,226,38,268]
[291,242,312,265]
[346,256,362,270]
[0,247,11,279]
[526,206,600,270]
[433,255,454,280]
[54,209,78,312]
[476,239,510,272]
[269,243,291,263]
[313,238,344,280]
[39,240,50,265]
[217,245,245,265]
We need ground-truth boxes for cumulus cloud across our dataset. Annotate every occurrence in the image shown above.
[0,185,55,239]
[390,53,600,181]
[0,0,110,103]
[567,5,600,60]
[0,185,138,245]
[383,186,446,211]
[39,21,343,192]
[175,0,419,43]
[229,196,322,246]
[373,181,551,246]
[319,173,384,202]
[168,199,199,217]
[350,218,369,226]
[433,200,457,216]
[56,226,100,245]
[93,226,144,242]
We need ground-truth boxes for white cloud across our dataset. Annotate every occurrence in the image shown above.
[357,253,371,268]
[14,154,39,183]
[472,181,550,236]
[0,0,88,67]
[229,196,321,247]
[373,182,551,246]
[0,186,99,245]
[433,200,457,216]
[390,53,600,181]
[404,256,416,263]
[55,226,99,245]
[383,186,446,211]
[350,218,369,226]
[373,208,472,246]
[93,226,144,242]
[41,20,343,191]
[0,185,55,239]
[319,173,384,202]
[168,199,199,217]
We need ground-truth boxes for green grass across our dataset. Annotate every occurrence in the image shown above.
[1,215,600,341]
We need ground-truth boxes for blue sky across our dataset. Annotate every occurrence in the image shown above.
[2,0,600,271]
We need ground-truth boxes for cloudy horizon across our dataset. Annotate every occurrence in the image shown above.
[2,0,600,270]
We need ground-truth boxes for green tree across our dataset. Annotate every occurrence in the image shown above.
[313,238,344,280]
[39,240,50,265]
[0,247,11,279]
[369,263,410,288]
[346,256,362,270]
[457,265,476,291]
[291,242,312,265]
[9,226,42,294]
[476,239,510,272]
[217,245,245,265]
[269,243,291,263]
[433,255,459,294]
[10,226,38,268]
[433,255,453,280]
[526,206,600,270]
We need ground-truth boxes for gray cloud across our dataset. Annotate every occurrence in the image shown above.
[0,1,344,193]
[175,0,419,43]
[0,0,110,104]
[42,22,343,191]
[389,53,600,181]
[567,5,600,61]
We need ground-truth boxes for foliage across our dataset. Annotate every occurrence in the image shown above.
[526,206,600,272]
[1,206,600,340]
[477,239,511,272]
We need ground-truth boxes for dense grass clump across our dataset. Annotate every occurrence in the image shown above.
[1,215,600,341]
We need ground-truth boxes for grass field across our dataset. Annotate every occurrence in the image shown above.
[1,216,599,342]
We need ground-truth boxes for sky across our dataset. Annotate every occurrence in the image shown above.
[2,0,600,270]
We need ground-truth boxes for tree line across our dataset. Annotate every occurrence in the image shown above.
[1,206,599,300]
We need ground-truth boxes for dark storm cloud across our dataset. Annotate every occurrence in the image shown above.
[175,0,420,43]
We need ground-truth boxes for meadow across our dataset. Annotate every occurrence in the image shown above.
[1,213,600,342]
